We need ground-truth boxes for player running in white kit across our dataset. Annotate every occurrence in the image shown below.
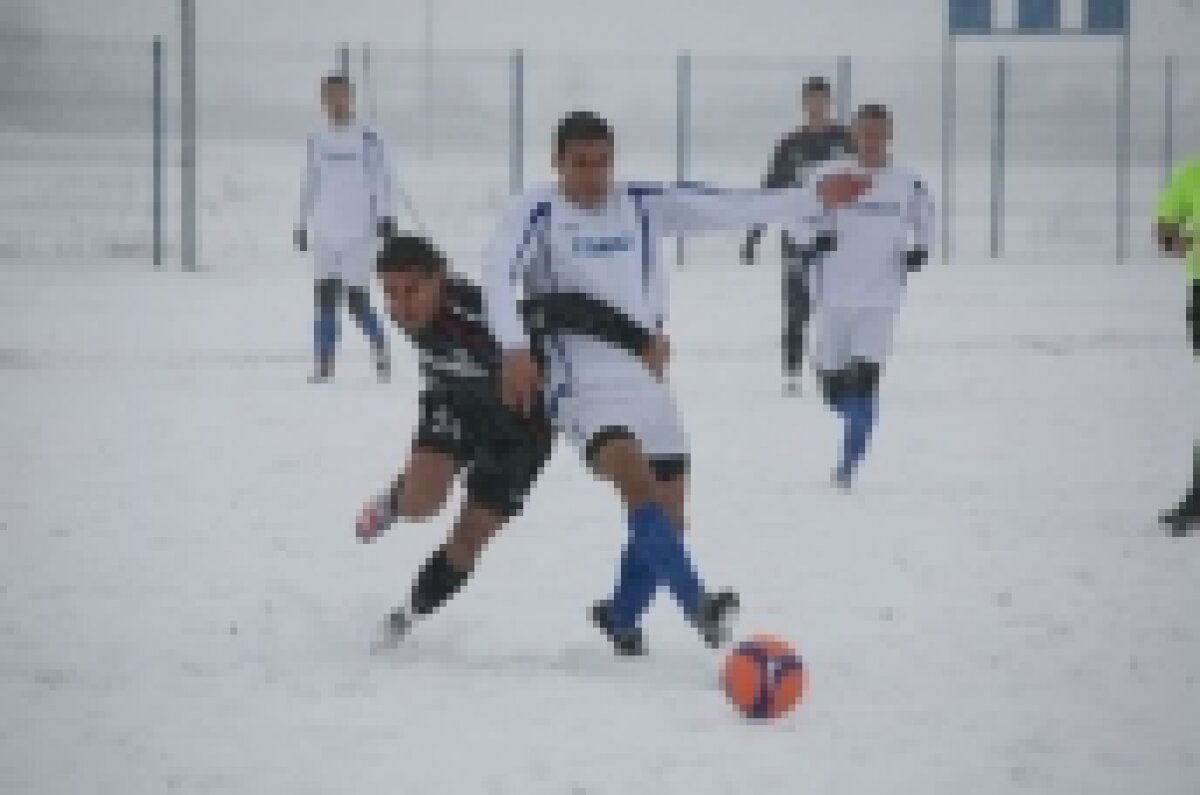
[785,104,934,488]
[295,73,396,382]
[482,111,857,653]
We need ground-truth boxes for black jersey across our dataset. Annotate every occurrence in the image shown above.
[746,124,854,261]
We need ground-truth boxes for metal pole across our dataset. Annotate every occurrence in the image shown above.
[1164,54,1175,185]
[180,0,196,272]
[942,35,954,265]
[1116,28,1130,263]
[836,54,852,123]
[509,49,524,195]
[362,43,377,123]
[337,42,350,81]
[424,0,433,154]
[676,51,691,269]
[992,54,1006,258]
[152,36,164,271]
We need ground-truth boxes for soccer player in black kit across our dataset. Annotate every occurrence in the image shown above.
[356,234,674,646]
[742,76,853,394]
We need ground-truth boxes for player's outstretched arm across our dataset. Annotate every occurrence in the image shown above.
[905,173,935,270]
[365,128,396,235]
[295,134,319,248]
[482,195,545,415]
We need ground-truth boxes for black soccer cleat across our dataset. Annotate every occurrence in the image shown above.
[690,589,740,648]
[1160,503,1199,538]
[589,601,646,657]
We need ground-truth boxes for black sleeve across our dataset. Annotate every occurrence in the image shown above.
[520,293,652,359]
[746,134,799,250]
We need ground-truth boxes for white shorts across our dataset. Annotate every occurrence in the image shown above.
[546,339,688,462]
[312,237,378,289]
[810,306,897,372]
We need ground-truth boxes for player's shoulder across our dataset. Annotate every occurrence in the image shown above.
[810,156,856,180]
[501,183,557,225]
[1173,158,1200,185]
[444,274,485,312]
[887,164,928,193]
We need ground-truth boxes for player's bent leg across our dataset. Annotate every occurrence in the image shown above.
[650,455,689,532]
[834,359,881,487]
[396,445,459,520]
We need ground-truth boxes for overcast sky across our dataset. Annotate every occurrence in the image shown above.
[15,0,1198,56]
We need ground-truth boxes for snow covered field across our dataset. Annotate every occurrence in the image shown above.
[1,231,1198,792]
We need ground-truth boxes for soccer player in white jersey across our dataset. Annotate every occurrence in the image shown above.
[295,73,396,383]
[786,103,934,489]
[481,111,859,654]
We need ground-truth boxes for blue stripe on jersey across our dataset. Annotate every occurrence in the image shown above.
[626,187,654,295]
[512,201,552,287]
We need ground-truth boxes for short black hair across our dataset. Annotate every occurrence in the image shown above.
[802,77,832,97]
[554,111,614,157]
[376,234,447,276]
[854,103,891,122]
[322,73,351,89]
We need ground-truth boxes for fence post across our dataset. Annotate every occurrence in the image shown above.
[509,49,524,195]
[361,43,377,123]
[991,54,1006,259]
[676,50,691,269]
[1164,54,1175,186]
[941,36,954,265]
[180,0,197,272]
[836,54,852,122]
[152,36,164,271]
[1116,29,1130,263]
[337,42,350,81]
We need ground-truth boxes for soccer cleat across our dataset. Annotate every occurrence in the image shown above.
[369,608,413,653]
[831,467,853,491]
[783,374,802,397]
[308,358,334,383]
[1160,502,1199,538]
[374,352,392,383]
[356,493,397,543]
[589,601,646,657]
[690,589,740,648]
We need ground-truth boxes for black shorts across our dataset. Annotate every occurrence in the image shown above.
[414,388,553,518]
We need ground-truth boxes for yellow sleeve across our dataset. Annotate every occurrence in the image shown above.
[1156,163,1197,224]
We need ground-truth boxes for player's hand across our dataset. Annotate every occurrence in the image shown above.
[293,227,308,252]
[817,172,871,211]
[377,217,398,239]
[499,349,541,416]
[641,334,671,380]
[356,491,397,543]
[1156,222,1192,257]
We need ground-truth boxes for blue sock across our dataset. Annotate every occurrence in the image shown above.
[315,300,338,364]
[609,503,705,630]
[356,303,387,354]
[837,391,877,478]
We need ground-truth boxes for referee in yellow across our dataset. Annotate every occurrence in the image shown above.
[1154,156,1199,535]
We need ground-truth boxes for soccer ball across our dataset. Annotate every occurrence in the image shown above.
[721,635,806,720]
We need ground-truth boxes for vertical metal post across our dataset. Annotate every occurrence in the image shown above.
[1116,27,1130,263]
[337,42,350,81]
[1164,54,1175,182]
[152,36,164,271]
[362,43,377,123]
[676,51,692,269]
[991,54,1006,259]
[509,49,524,195]
[424,0,434,153]
[180,0,197,272]
[942,36,955,265]
[836,54,852,122]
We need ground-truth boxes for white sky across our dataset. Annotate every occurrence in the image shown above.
[19,0,1199,56]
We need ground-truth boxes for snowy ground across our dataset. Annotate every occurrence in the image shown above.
[1,240,1198,793]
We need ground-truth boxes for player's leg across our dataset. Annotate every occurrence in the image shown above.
[650,456,688,531]
[345,283,391,380]
[312,273,342,381]
[833,308,894,486]
[811,305,851,415]
[782,259,811,393]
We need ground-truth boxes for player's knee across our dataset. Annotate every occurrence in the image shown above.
[844,359,881,397]
[315,278,340,308]
[817,370,847,408]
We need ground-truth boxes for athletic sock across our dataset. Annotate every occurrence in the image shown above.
[609,503,705,630]
[408,547,470,618]
[837,391,877,478]
[315,300,338,365]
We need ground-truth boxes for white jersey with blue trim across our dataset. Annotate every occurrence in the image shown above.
[785,158,934,310]
[482,181,821,358]
[296,120,394,245]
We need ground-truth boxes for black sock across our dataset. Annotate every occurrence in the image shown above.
[410,547,470,617]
